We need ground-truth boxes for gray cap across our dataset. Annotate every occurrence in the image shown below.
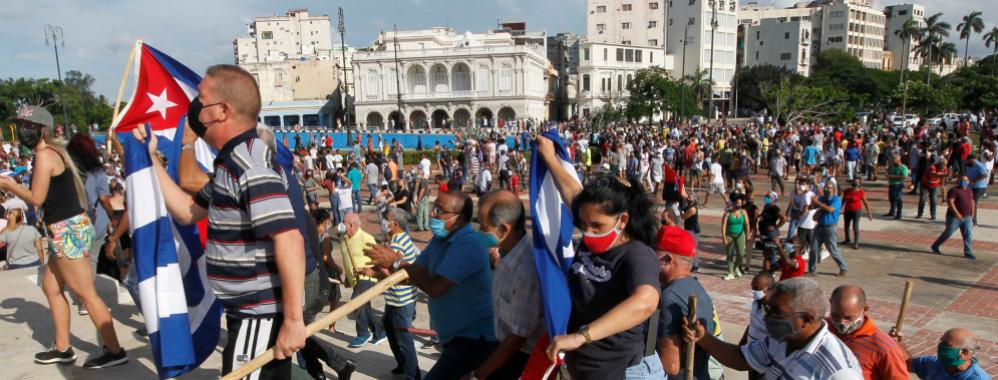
[15,105,54,128]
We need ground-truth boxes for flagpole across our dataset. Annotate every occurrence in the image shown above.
[221,270,409,380]
[107,39,140,155]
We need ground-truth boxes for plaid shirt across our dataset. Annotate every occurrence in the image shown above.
[492,234,544,353]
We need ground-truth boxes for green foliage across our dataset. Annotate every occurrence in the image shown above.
[733,65,803,114]
[0,70,113,133]
[892,80,958,115]
[762,78,852,124]
[623,66,703,123]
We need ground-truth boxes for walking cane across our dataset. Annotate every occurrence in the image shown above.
[894,280,914,334]
[685,294,698,380]
[221,270,409,380]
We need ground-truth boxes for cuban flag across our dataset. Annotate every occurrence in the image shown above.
[110,41,222,379]
[522,127,581,379]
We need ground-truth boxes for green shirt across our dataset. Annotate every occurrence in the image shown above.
[888,164,909,185]
[347,168,363,191]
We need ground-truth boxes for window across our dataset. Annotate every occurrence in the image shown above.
[756,31,760,39]
[622,22,631,29]
[603,48,608,60]
[283,115,300,127]
[388,69,398,95]
[583,74,591,91]
[476,65,490,93]
[669,18,673,26]
[689,0,695,5]
[650,52,654,62]
[649,2,659,9]
[622,40,632,45]
[780,52,792,60]
[625,49,634,62]
[617,75,623,91]
[584,48,590,61]
[755,51,759,60]
[303,114,320,127]
[830,10,845,17]
[648,20,658,28]
[263,116,280,127]
[622,4,632,11]
[499,64,513,92]
[898,9,908,15]
[597,24,606,33]
[262,31,273,40]
[596,5,606,12]
[689,17,695,25]
[785,32,790,39]
[616,48,624,61]
[366,70,381,98]
[669,1,673,7]
[636,50,643,61]
[647,39,658,46]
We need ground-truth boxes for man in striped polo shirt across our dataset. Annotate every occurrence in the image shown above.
[684,277,863,379]
[828,285,909,380]
[137,64,306,378]
[373,207,421,379]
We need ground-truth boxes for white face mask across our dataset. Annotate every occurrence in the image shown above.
[750,290,767,301]
[337,223,347,234]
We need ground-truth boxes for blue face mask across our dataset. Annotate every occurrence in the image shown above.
[960,180,970,188]
[429,217,450,238]
[478,231,499,248]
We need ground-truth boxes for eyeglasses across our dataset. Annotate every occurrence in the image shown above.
[431,205,458,217]
[761,303,804,320]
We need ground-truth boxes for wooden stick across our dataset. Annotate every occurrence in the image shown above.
[685,294,698,380]
[221,270,409,380]
[107,39,140,154]
[894,280,914,333]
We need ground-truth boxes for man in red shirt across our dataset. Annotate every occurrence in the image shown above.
[828,285,909,380]
[917,159,947,220]
[775,238,805,280]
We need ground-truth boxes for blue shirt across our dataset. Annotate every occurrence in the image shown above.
[966,161,989,189]
[804,146,820,166]
[414,224,495,344]
[912,357,992,380]
[845,147,860,161]
[819,195,842,226]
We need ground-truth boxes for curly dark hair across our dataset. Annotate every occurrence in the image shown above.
[66,133,103,173]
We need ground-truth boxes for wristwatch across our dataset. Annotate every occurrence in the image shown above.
[579,324,593,344]
[181,143,196,151]
[392,258,403,270]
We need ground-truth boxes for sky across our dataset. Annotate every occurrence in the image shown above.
[0,0,994,101]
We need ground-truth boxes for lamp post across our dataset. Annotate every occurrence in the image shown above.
[44,24,69,127]
[392,24,405,130]
[706,0,718,122]
[338,7,350,128]
[680,23,691,122]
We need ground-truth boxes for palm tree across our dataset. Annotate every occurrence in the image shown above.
[895,18,923,117]
[985,26,998,77]
[957,11,985,67]
[920,12,952,84]
[936,41,959,74]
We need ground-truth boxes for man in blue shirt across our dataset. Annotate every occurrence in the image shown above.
[810,181,849,277]
[845,142,861,181]
[365,190,497,380]
[894,328,992,380]
[965,155,989,226]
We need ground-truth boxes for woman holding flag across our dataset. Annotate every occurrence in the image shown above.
[0,106,127,369]
[537,135,664,379]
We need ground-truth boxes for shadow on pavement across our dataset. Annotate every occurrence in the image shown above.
[889,273,998,292]
[0,297,100,354]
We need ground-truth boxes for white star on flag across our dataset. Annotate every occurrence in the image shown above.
[146,88,177,120]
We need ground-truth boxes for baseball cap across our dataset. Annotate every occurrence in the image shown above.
[14,105,54,128]
[654,225,696,257]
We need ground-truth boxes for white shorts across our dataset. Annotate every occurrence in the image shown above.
[709,181,725,194]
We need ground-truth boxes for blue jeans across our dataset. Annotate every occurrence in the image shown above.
[932,215,974,257]
[367,183,378,204]
[787,219,800,239]
[888,184,903,217]
[810,225,848,273]
[123,259,142,311]
[352,280,385,339]
[972,188,985,225]
[425,337,498,380]
[352,189,362,212]
[624,354,666,379]
[383,303,420,380]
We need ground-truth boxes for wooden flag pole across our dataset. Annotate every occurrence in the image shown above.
[221,270,409,380]
[685,294,698,380]
[107,39,140,155]
[894,280,914,333]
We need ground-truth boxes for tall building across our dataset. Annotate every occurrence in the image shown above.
[819,0,886,69]
[744,18,814,75]
[884,4,925,71]
[234,8,332,63]
[587,0,668,47]
[351,27,551,130]
[577,42,674,118]
[666,0,739,116]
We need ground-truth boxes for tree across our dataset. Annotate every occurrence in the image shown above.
[985,27,998,77]
[936,41,959,74]
[957,11,984,67]
[895,18,924,83]
[0,71,113,132]
[732,64,802,114]
[920,13,952,84]
[626,67,671,122]
[762,78,852,125]
[893,80,958,115]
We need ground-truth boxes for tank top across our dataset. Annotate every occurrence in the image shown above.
[41,156,84,225]
[726,210,746,236]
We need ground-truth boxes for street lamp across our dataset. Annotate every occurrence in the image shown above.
[44,24,69,127]
[680,23,691,123]
[706,0,719,122]
[338,7,350,128]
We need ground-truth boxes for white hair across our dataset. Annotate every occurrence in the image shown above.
[774,277,828,318]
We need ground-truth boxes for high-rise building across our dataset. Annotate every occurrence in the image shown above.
[819,0,886,69]
[884,4,925,71]
[234,8,333,64]
[587,0,668,48]
[744,18,814,75]
[666,0,739,116]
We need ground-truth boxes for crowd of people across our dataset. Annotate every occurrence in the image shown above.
[0,63,994,380]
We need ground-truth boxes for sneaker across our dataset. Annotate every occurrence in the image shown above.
[370,336,387,346]
[723,273,737,281]
[837,270,848,278]
[965,254,977,260]
[734,268,743,278]
[337,360,356,380]
[78,305,88,316]
[348,335,370,348]
[34,346,76,364]
[930,247,942,255]
[421,338,439,349]
[82,347,128,369]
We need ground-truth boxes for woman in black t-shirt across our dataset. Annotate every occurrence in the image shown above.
[537,136,663,380]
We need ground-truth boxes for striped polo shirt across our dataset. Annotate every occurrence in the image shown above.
[194,129,298,317]
[385,231,419,307]
[742,322,864,380]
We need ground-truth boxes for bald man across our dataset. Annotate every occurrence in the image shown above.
[828,285,909,380]
[894,328,991,380]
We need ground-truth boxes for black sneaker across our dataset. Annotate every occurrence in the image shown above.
[34,346,76,364]
[337,360,356,380]
[82,347,128,369]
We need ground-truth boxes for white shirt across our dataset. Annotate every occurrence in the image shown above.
[795,191,818,229]
[480,169,492,189]
[710,162,724,184]
[742,322,863,380]
[332,154,344,169]
[419,158,432,179]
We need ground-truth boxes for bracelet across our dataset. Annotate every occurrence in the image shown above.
[579,325,593,344]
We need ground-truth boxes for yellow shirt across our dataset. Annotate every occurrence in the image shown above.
[339,229,377,286]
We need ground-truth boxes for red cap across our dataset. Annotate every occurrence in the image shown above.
[655,226,696,257]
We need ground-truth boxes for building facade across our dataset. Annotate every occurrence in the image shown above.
[351,27,550,130]
[884,4,925,71]
[577,42,674,118]
[744,18,814,75]
[819,0,886,69]
[666,0,739,116]
[587,0,669,48]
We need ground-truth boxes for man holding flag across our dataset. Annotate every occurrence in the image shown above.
[132,64,306,378]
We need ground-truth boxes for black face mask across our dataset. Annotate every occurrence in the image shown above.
[16,126,42,148]
[187,97,222,138]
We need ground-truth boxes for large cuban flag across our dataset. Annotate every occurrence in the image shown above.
[110,41,222,379]
[522,127,581,379]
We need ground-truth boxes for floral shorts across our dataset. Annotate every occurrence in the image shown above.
[47,213,95,260]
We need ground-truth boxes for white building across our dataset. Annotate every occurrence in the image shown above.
[819,0,886,69]
[744,18,814,75]
[577,42,674,118]
[351,27,551,130]
[666,0,739,116]
[587,0,668,48]
[884,4,925,71]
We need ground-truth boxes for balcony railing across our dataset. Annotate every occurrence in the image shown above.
[359,89,532,102]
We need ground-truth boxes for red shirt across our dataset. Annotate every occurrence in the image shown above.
[438,181,449,193]
[830,318,910,380]
[960,143,972,160]
[842,188,866,212]
[921,166,946,189]
[779,255,805,281]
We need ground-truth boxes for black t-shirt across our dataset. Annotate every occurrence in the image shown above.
[394,188,412,213]
[681,199,700,234]
[758,205,782,239]
[658,276,715,380]
[567,240,662,380]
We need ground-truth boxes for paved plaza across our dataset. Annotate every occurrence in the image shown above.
[0,172,996,379]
